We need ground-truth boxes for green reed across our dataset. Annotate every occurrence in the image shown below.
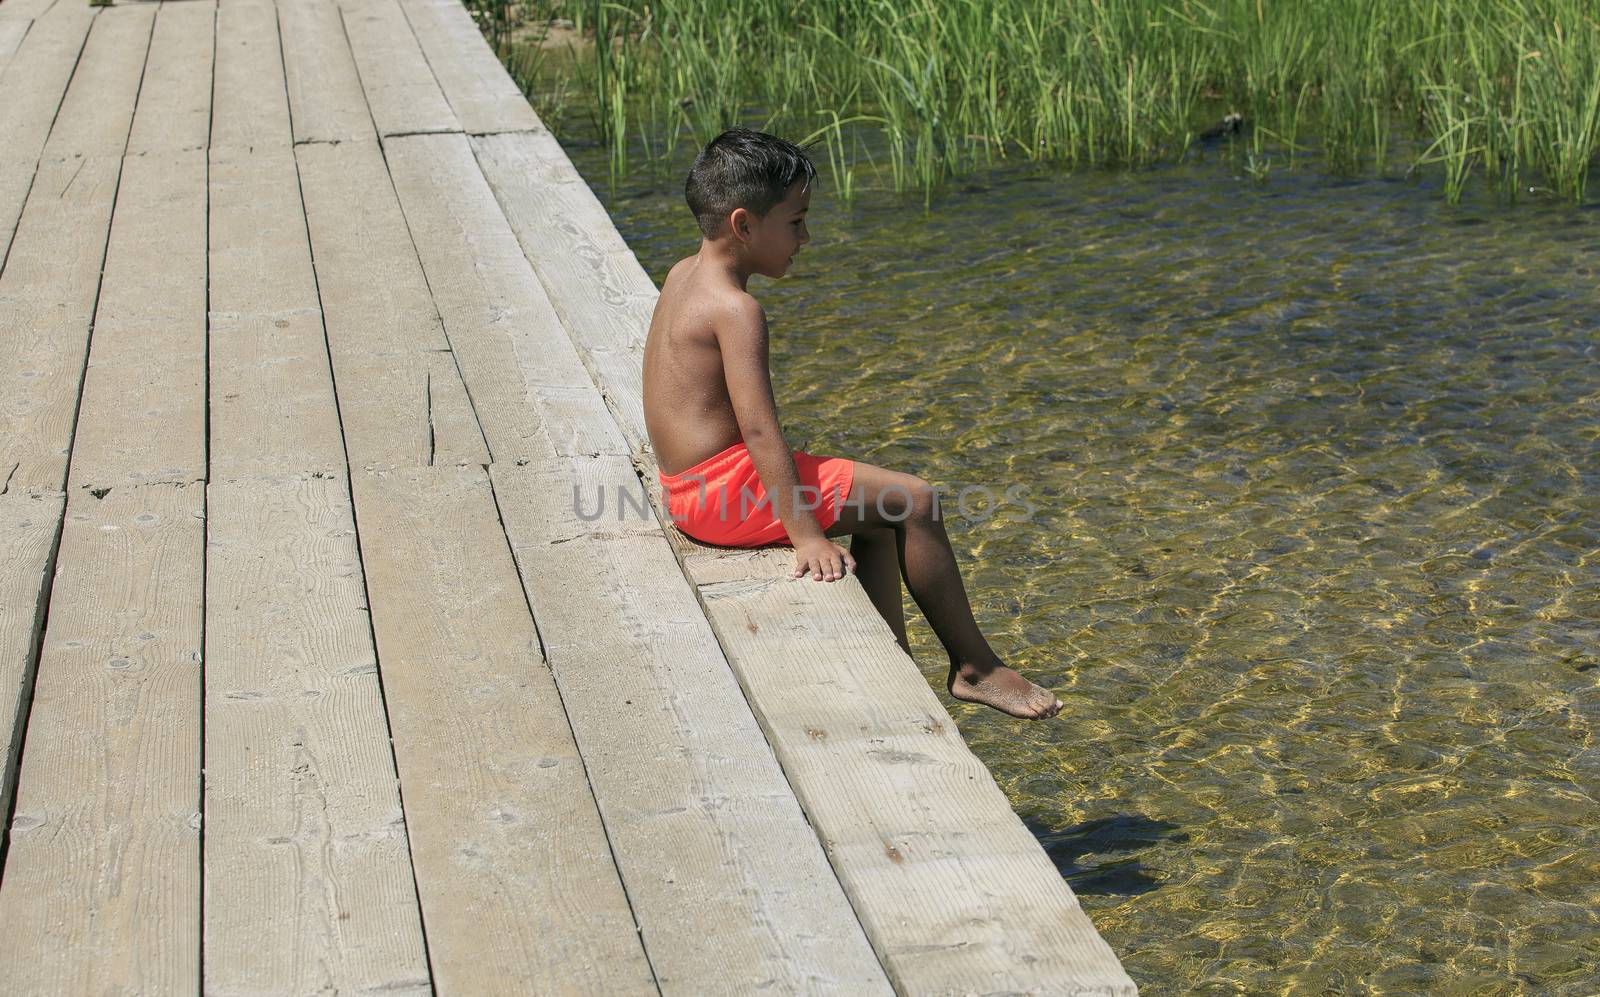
[470,0,1599,204]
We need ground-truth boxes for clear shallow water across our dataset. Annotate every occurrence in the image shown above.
[566,142,1599,993]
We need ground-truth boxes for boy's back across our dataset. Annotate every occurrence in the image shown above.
[642,257,747,477]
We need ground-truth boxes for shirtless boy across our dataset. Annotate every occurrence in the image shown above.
[642,128,1062,721]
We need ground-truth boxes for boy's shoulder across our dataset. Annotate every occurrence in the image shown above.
[662,255,695,287]
[662,256,765,326]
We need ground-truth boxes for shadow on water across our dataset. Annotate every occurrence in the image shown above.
[1023,814,1184,897]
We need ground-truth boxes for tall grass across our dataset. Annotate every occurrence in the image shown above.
[470,0,1600,204]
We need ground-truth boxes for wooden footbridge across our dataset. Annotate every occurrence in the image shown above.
[0,0,1136,991]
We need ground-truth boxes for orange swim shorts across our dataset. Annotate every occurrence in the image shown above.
[657,440,856,548]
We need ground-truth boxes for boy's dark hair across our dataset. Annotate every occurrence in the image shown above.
[685,129,816,239]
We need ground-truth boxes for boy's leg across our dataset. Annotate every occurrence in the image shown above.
[824,462,1062,720]
[852,527,908,652]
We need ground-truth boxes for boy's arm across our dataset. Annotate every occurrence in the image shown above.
[715,298,830,547]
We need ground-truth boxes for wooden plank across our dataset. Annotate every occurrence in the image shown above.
[696,569,1139,995]
[66,1,212,487]
[477,127,1138,993]
[204,8,428,980]
[0,481,204,994]
[470,130,656,316]
[0,153,123,496]
[0,0,145,338]
[0,0,51,20]
[471,131,652,449]
[348,463,654,994]
[209,0,345,479]
[0,488,64,851]
[211,0,287,153]
[276,0,372,145]
[0,0,86,149]
[393,0,539,135]
[67,147,207,489]
[336,0,456,137]
[0,0,56,20]
[0,18,29,75]
[384,131,616,463]
[294,138,489,470]
[203,475,431,995]
[0,0,95,265]
[39,3,153,160]
[532,382,638,459]
[419,348,488,462]
[208,149,344,480]
[490,456,892,993]
[126,0,213,156]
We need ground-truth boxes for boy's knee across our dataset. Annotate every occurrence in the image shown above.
[905,477,939,520]
[877,474,936,522]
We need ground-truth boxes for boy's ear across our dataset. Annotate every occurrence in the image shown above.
[728,206,753,244]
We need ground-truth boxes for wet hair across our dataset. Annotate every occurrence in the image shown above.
[684,128,816,239]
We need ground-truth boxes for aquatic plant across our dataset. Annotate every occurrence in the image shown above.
[469,0,1600,204]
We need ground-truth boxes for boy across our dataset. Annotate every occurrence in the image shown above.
[642,129,1062,721]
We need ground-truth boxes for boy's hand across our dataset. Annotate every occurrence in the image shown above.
[793,538,855,582]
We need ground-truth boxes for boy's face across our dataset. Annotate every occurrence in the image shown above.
[733,181,811,279]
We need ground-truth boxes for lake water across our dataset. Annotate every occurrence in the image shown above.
[558,136,1599,994]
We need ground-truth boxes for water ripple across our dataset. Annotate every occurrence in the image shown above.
[577,149,1600,994]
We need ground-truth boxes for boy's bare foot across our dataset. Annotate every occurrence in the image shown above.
[947,661,1063,720]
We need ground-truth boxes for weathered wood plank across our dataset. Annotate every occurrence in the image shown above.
[40,3,153,160]
[126,0,213,156]
[294,138,488,470]
[533,382,638,459]
[384,131,615,462]
[697,569,1139,996]
[0,148,42,268]
[277,0,373,145]
[393,0,539,135]
[0,0,90,159]
[289,136,448,349]
[471,131,653,449]
[208,151,343,480]
[0,0,94,264]
[0,488,64,852]
[0,18,29,77]
[419,348,488,462]
[209,0,344,480]
[0,0,56,21]
[65,1,212,489]
[349,463,654,994]
[0,153,123,496]
[205,8,429,979]
[490,456,892,994]
[211,0,287,153]
[336,0,456,137]
[0,6,150,496]
[67,147,207,489]
[203,475,431,995]
[0,481,204,994]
